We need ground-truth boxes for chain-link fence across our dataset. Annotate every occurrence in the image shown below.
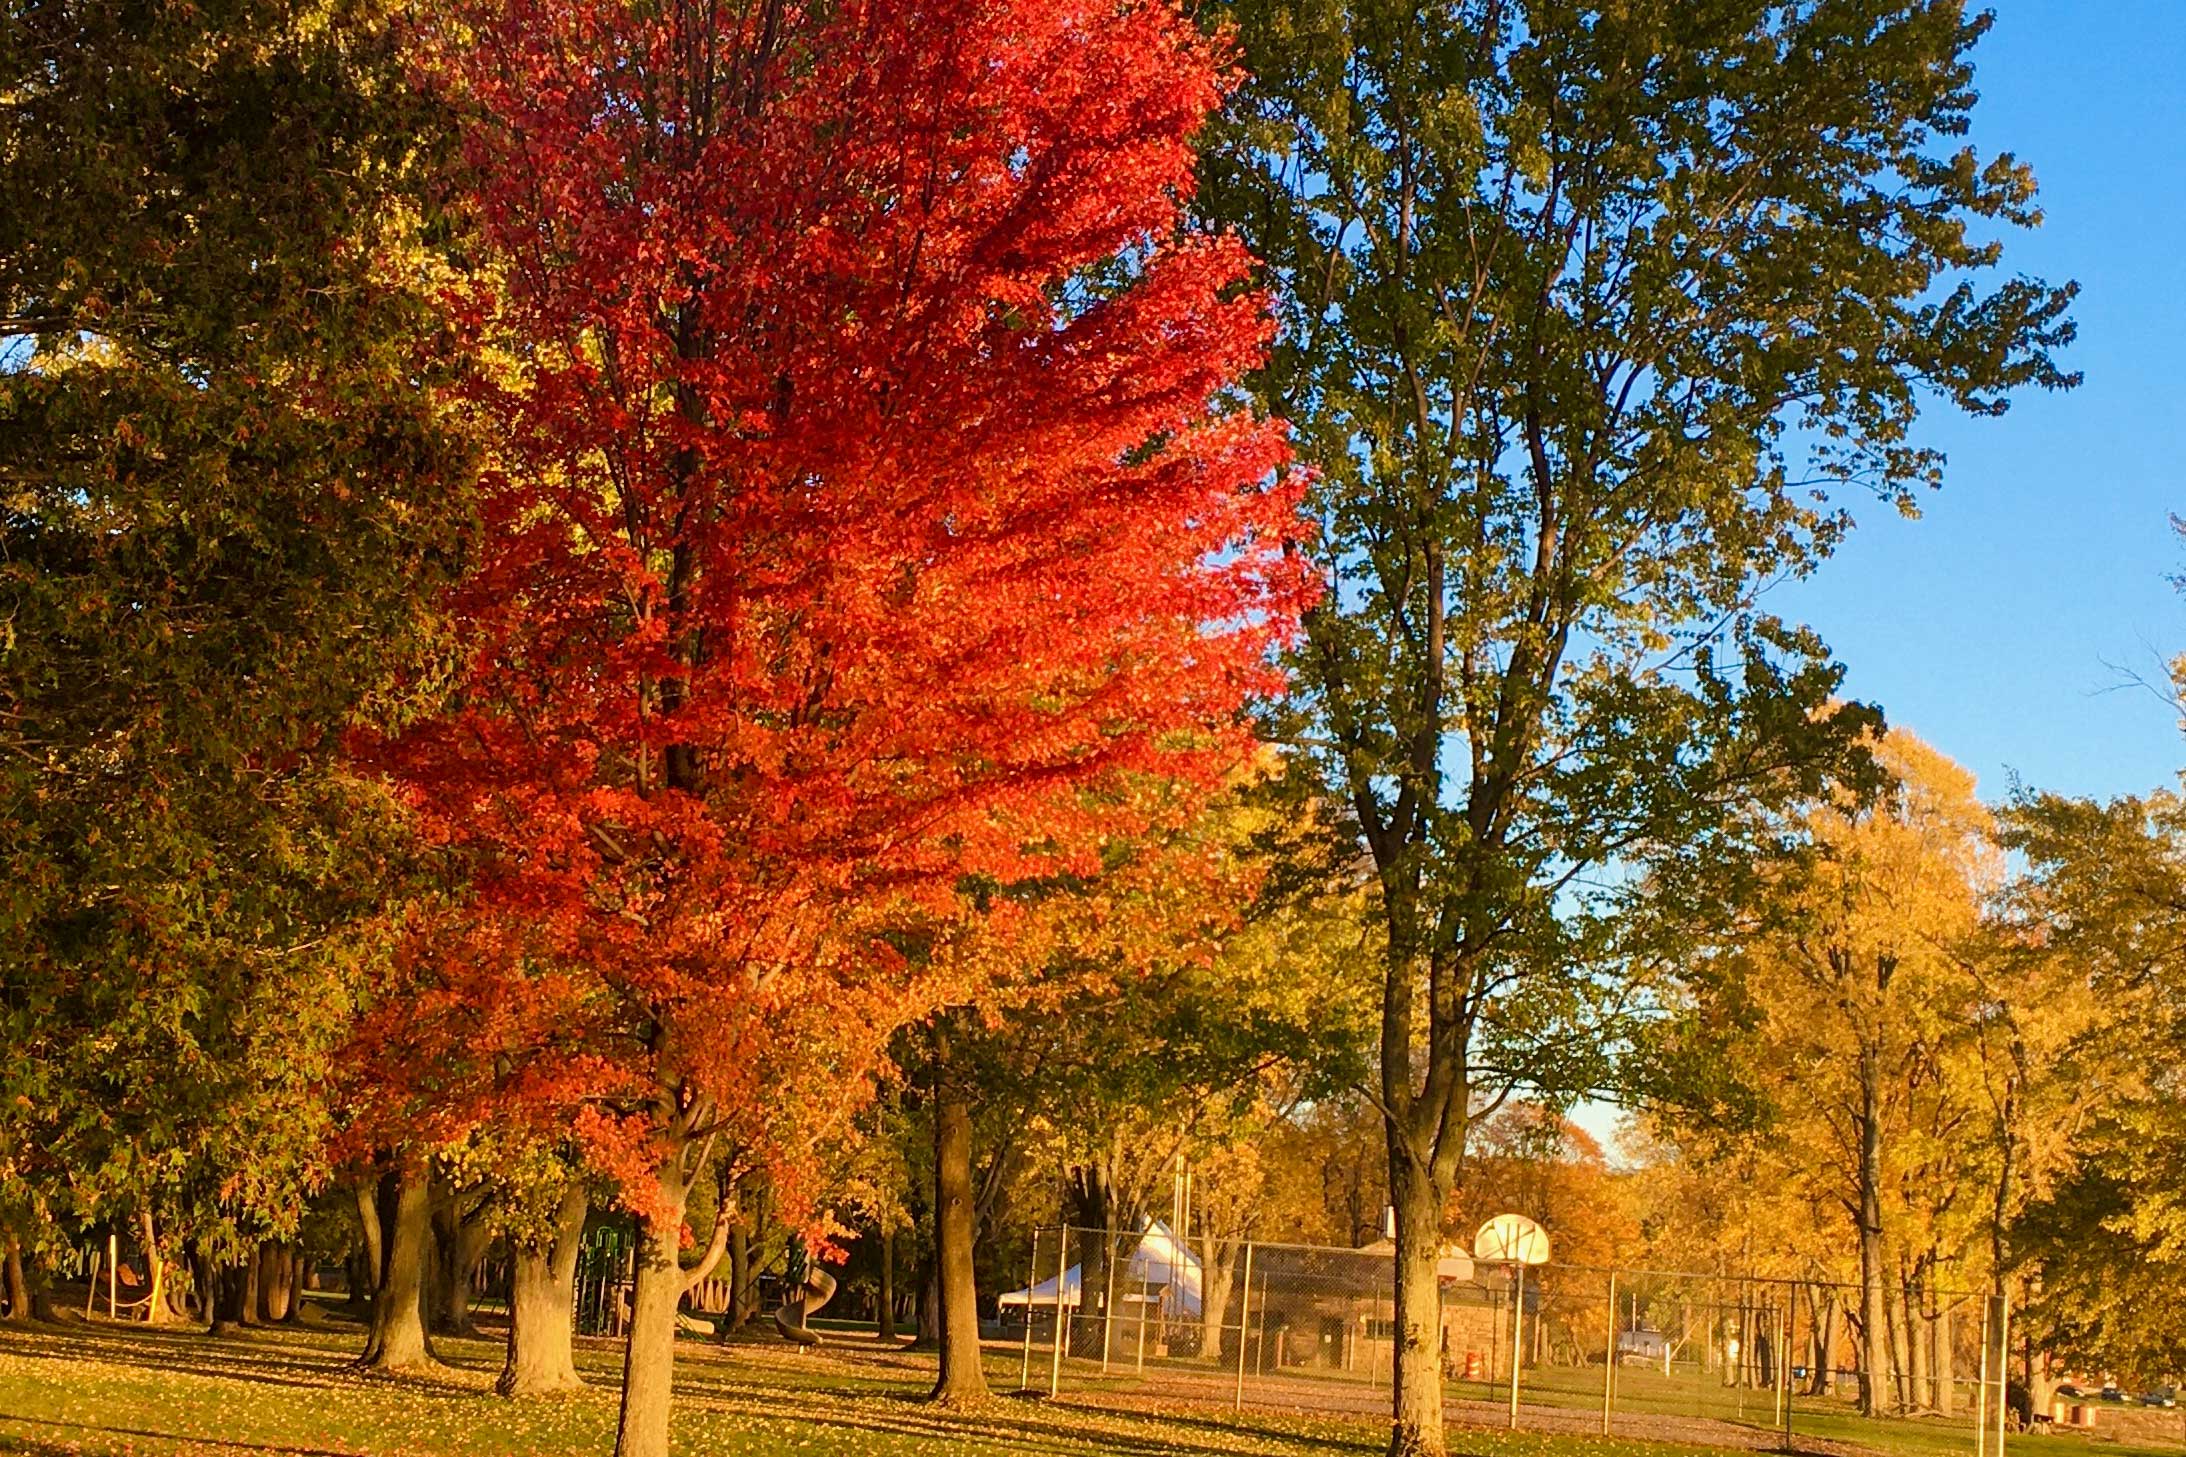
[1009,1226,2024,1453]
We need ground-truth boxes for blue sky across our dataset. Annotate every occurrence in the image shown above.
[1583,7,2186,1151]
[1765,1,2186,807]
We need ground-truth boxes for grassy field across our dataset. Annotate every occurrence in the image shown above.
[0,1316,2177,1457]
[1458,1359,2172,1457]
[1047,1342,2181,1457]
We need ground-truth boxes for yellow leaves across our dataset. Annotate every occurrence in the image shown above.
[1783,726,1997,980]
[1632,724,2031,1284]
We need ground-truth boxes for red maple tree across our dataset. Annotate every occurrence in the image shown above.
[375,0,1312,1446]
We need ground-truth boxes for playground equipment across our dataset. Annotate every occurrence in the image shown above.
[773,1263,837,1345]
[82,1232,161,1321]
[999,1217,1205,1321]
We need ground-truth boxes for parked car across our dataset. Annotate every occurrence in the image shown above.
[2143,1387,2178,1409]
[2099,1385,2127,1402]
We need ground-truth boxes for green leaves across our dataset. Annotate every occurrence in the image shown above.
[0,0,473,1257]
[1197,0,2076,1176]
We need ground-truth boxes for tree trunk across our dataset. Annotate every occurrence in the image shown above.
[726,1177,766,1332]
[1930,1303,1954,1415]
[723,1208,749,1337]
[1886,1265,1911,1411]
[429,1203,457,1335]
[1901,1264,1928,1412]
[188,1249,211,1323]
[238,1247,263,1328]
[1063,1159,1120,1359]
[208,1256,251,1335]
[612,1158,691,1457]
[1856,1042,1891,1417]
[914,1258,941,1347]
[1199,1238,1238,1364]
[24,1252,57,1324]
[876,1226,896,1343]
[1,1234,29,1323]
[137,1211,185,1327]
[500,1187,589,1397]
[1807,1285,1837,1397]
[353,1178,385,1324]
[2021,1328,2056,1424]
[1072,1226,1110,1358]
[258,1242,294,1323]
[929,1018,988,1404]
[433,1194,494,1337]
[283,1246,311,1323]
[1725,1291,1746,1387]
[359,1165,437,1370]
[1387,1148,1445,1457]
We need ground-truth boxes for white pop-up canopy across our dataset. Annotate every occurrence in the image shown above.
[999,1217,1203,1319]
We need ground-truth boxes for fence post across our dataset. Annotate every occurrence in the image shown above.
[1157,1233,1171,1358]
[1256,1258,1270,1378]
[1134,1245,1149,1374]
[107,1232,118,1319]
[1488,1282,1501,1388]
[1780,1283,1795,1451]
[1772,1296,1784,1426]
[1020,1227,1038,1392]
[1601,1270,1617,1436]
[1048,1226,1068,1397]
[1973,1291,1991,1457]
[1101,1230,1118,1374]
[1234,1241,1254,1412]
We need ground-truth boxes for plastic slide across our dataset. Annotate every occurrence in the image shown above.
[773,1264,837,1346]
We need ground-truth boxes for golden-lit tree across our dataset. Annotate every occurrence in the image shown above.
[1645,729,2003,1414]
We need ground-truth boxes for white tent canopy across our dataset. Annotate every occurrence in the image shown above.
[999,1217,1203,1319]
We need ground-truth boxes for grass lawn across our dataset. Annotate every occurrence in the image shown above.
[0,1316,2177,1457]
[1454,1360,2169,1457]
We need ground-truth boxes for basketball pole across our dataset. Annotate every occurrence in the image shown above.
[1508,1262,1524,1429]
[1470,1213,1549,1432]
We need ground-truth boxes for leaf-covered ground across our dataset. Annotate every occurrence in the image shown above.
[0,1320,2174,1457]
[0,1319,1656,1457]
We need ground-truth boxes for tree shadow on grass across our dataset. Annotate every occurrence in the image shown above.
[667,1367,1351,1457]
[0,1411,364,1457]
[7,1320,1372,1457]
[0,1322,502,1404]
[1038,1394,1381,1457]
[658,1333,1378,1457]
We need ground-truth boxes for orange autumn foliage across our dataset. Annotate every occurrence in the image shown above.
[355,0,1315,1225]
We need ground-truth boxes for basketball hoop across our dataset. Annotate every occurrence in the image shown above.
[1472,1212,1550,1267]
[1471,1214,1549,1430]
